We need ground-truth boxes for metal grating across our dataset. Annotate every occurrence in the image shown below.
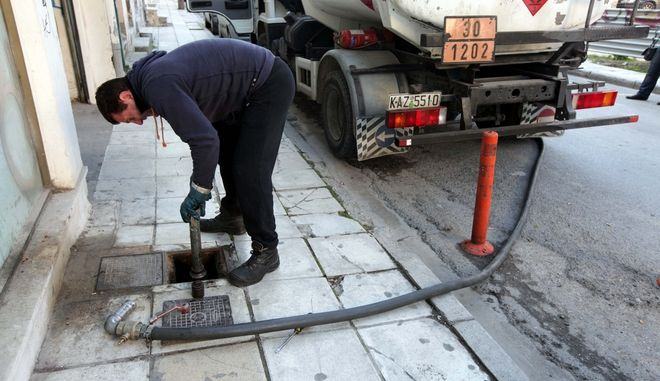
[161,295,234,328]
[96,253,163,291]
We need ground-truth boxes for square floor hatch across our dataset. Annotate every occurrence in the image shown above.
[96,253,163,291]
[161,295,234,328]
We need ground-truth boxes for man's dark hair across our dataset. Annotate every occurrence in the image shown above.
[95,77,131,124]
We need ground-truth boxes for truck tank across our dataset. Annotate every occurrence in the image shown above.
[301,0,612,55]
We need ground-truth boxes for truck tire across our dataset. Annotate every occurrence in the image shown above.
[321,70,357,159]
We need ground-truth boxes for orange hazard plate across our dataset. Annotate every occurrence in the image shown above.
[443,16,497,64]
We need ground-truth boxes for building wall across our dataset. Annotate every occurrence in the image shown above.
[0,2,45,275]
[52,0,79,100]
[72,0,119,103]
[6,0,83,190]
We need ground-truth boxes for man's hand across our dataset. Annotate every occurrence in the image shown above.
[180,182,212,223]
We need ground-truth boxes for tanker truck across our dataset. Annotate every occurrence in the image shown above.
[185,0,648,160]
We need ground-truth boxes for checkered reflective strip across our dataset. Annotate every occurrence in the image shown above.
[356,117,412,161]
[518,102,564,139]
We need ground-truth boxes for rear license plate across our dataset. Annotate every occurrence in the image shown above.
[388,92,442,111]
[443,16,497,64]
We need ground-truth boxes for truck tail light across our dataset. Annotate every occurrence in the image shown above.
[572,90,618,110]
[387,107,447,129]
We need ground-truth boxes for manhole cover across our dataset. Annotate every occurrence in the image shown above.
[161,295,233,328]
[96,253,163,291]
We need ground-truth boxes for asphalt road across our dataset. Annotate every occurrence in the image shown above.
[287,81,659,381]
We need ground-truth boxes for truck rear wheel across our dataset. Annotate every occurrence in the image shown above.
[321,70,357,159]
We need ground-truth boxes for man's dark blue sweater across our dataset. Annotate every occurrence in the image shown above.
[126,39,275,189]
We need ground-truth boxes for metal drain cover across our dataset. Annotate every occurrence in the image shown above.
[96,253,163,291]
[161,295,233,328]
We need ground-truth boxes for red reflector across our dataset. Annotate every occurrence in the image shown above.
[629,115,639,123]
[397,138,412,147]
[572,90,618,110]
[386,107,446,129]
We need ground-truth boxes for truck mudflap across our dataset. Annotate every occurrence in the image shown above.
[518,102,564,139]
[394,115,639,146]
[356,116,413,161]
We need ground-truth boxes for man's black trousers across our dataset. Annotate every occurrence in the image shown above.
[213,57,295,248]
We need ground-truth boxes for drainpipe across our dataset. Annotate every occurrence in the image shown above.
[61,0,89,103]
[112,0,127,72]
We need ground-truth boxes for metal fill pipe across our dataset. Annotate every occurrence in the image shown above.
[189,215,206,298]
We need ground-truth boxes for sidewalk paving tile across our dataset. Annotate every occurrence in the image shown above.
[247,277,347,338]
[277,188,344,216]
[115,225,154,247]
[308,233,395,276]
[112,124,143,132]
[272,168,325,190]
[235,215,303,241]
[31,360,149,381]
[292,213,365,237]
[275,151,312,171]
[119,197,156,225]
[337,270,432,327]
[453,320,527,381]
[108,130,156,146]
[94,178,156,201]
[151,342,267,381]
[99,159,156,180]
[151,281,253,354]
[156,175,190,198]
[104,144,155,161]
[273,192,286,215]
[234,238,322,280]
[213,169,226,194]
[162,129,183,144]
[87,200,118,227]
[156,156,192,177]
[278,138,297,153]
[36,294,151,369]
[359,318,490,381]
[154,222,231,248]
[262,328,381,381]
[156,197,185,223]
[206,192,223,215]
[156,142,191,158]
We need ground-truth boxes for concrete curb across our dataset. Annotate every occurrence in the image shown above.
[570,62,660,95]
[284,121,529,381]
[0,170,89,381]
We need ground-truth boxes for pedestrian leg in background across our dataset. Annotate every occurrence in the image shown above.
[627,50,660,101]
[228,58,295,287]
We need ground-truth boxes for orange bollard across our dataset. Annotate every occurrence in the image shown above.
[461,131,498,256]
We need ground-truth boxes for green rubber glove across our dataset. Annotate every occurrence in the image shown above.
[180,182,212,223]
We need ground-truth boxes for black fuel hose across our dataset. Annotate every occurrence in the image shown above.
[148,138,545,341]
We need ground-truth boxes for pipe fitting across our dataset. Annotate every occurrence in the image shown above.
[104,300,136,335]
[115,320,148,341]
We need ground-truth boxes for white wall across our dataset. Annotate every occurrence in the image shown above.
[52,1,79,100]
[72,0,120,102]
[6,0,83,190]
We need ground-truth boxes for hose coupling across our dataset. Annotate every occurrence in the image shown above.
[115,320,149,343]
